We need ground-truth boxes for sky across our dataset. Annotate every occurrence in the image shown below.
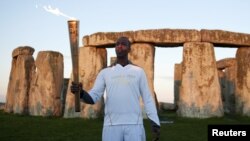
[0,0,250,103]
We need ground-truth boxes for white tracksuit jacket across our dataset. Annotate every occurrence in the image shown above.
[88,64,160,126]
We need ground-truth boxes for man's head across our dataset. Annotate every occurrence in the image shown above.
[115,36,131,58]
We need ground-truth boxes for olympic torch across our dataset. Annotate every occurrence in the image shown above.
[68,20,80,112]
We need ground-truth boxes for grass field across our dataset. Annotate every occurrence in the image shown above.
[0,110,250,141]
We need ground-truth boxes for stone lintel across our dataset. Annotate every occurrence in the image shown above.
[134,29,200,47]
[83,29,201,47]
[83,31,134,47]
[12,46,35,58]
[216,58,236,70]
[83,29,250,48]
[201,29,250,47]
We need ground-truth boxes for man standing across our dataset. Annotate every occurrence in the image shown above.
[71,36,160,141]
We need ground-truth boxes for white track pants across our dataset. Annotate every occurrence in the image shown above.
[102,124,146,141]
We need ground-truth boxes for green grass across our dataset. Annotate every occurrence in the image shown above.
[0,110,250,141]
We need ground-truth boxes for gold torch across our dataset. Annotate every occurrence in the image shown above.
[68,20,80,112]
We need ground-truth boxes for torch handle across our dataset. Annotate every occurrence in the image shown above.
[71,49,80,112]
[68,20,80,112]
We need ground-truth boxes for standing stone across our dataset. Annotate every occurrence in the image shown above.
[174,63,182,109]
[110,57,117,65]
[5,46,35,114]
[64,47,107,118]
[61,78,69,115]
[217,70,227,112]
[178,42,223,118]
[29,51,64,116]
[236,47,250,116]
[224,67,236,114]
[129,43,156,101]
[217,58,237,114]
[128,43,158,116]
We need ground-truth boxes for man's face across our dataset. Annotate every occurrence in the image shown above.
[115,37,130,58]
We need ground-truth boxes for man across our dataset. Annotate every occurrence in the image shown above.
[71,36,160,141]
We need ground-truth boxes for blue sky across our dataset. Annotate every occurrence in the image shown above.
[1,0,250,103]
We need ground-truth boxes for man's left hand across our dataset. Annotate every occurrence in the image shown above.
[151,124,160,141]
[150,120,160,141]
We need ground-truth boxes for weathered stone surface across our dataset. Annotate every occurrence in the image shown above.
[201,29,250,47]
[29,51,63,116]
[12,46,35,58]
[235,47,250,116]
[218,71,227,112]
[174,63,182,109]
[128,43,156,103]
[174,63,182,81]
[61,78,69,115]
[217,58,237,114]
[134,29,201,47]
[217,58,236,70]
[83,29,250,48]
[128,43,158,118]
[110,57,116,65]
[217,70,225,78]
[64,47,107,118]
[178,42,223,118]
[83,29,201,47]
[224,68,236,114]
[5,46,35,114]
[83,31,134,47]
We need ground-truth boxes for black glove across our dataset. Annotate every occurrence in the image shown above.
[70,82,83,94]
[70,82,94,104]
[150,120,160,141]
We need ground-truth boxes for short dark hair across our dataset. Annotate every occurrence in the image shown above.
[116,36,131,48]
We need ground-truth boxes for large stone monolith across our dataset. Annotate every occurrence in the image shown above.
[128,43,158,118]
[128,43,156,103]
[236,47,250,116]
[5,46,35,114]
[178,42,223,118]
[217,58,237,114]
[64,47,107,118]
[29,51,64,116]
